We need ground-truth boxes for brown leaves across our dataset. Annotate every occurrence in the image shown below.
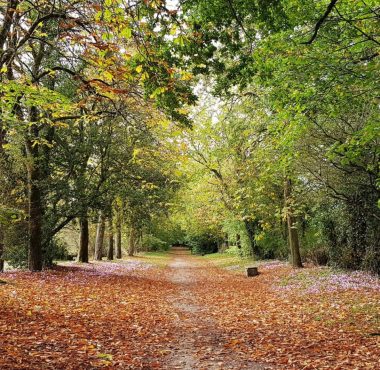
[0,263,176,369]
[0,255,379,369]
[188,262,380,369]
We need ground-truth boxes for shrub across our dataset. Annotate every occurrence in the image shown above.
[143,234,169,251]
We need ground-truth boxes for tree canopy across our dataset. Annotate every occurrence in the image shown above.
[0,0,379,273]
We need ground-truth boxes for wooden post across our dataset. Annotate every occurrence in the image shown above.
[246,267,259,277]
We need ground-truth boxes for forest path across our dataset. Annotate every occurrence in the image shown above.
[1,250,379,369]
[165,247,271,369]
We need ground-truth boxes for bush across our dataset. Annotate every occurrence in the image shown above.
[143,234,169,251]
[3,221,28,269]
[4,228,71,269]
[257,231,288,260]
[44,238,71,264]
[185,234,218,255]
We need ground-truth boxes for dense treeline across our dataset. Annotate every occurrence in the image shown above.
[0,0,379,273]
[158,0,380,273]
[0,0,189,270]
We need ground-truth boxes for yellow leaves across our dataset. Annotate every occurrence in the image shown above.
[180,71,193,81]
[0,65,7,73]
[31,138,53,148]
[135,65,149,82]
[173,35,186,47]
[149,86,168,99]
[176,107,190,115]
[97,353,113,361]
[120,27,132,39]
[254,232,265,241]
[132,147,141,159]
[141,71,149,81]
[102,70,114,82]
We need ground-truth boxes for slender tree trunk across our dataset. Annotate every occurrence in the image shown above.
[115,204,122,258]
[94,211,105,260]
[128,226,136,256]
[116,222,122,258]
[0,226,4,272]
[77,213,89,263]
[244,219,260,256]
[284,177,303,268]
[107,217,114,260]
[138,229,143,252]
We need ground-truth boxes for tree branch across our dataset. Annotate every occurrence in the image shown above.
[302,0,339,45]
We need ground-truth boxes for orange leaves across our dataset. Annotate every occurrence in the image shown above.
[1,255,379,369]
[0,263,176,369]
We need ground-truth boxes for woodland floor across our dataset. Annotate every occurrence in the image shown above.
[0,248,379,369]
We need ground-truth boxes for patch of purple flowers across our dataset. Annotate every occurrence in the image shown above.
[274,267,380,294]
[259,260,287,270]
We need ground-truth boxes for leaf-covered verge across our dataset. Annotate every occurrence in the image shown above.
[0,261,177,369]
[1,250,379,369]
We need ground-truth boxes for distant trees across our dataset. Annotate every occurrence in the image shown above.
[0,0,188,270]
[1,0,378,273]
[164,0,379,271]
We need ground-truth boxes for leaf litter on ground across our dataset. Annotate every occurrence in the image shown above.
[0,253,379,369]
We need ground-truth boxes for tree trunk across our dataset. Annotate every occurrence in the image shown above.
[224,233,229,248]
[107,217,114,260]
[0,226,4,272]
[116,223,122,259]
[284,177,303,268]
[128,226,136,256]
[77,214,89,263]
[115,205,122,258]
[244,219,260,256]
[27,141,43,271]
[0,121,7,273]
[94,211,105,260]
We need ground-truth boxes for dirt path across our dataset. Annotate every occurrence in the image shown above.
[1,249,379,369]
[165,247,271,369]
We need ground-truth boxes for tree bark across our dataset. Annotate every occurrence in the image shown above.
[107,217,114,260]
[116,222,122,259]
[94,211,105,260]
[244,219,260,256]
[128,226,136,256]
[0,226,4,272]
[26,120,43,271]
[284,177,303,268]
[77,214,89,263]
[115,204,122,258]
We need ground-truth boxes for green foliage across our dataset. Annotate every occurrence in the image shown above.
[2,222,29,269]
[185,233,219,255]
[257,231,288,260]
[142,235,169,252]
[43,238,71,266]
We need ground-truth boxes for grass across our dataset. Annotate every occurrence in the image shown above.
[202,252,257,272]
[124,250,172,268]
